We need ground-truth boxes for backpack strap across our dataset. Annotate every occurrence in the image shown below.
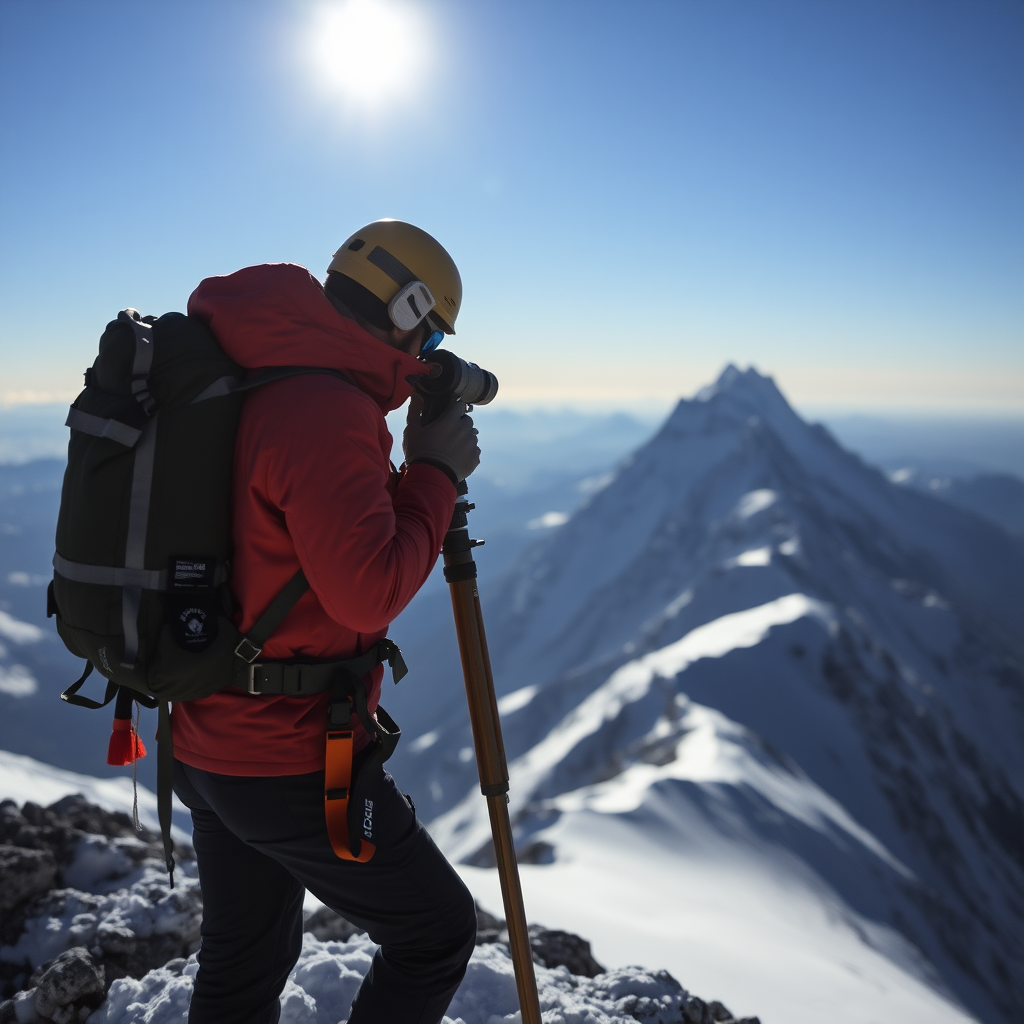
[191,366,357,404]
[64,408,143,448]
[233,569,311,664]
[59,662,117,709]
[240,366,357,391]
[120,414,159,668]
[233,637,407,694]
[157,700,176,884]
[120,309,157,416]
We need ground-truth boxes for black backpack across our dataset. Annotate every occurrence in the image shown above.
[50,309,405,880]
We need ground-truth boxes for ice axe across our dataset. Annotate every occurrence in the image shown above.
[442,483,543,1024]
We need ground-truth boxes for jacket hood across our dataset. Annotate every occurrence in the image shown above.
[187,263,426,414]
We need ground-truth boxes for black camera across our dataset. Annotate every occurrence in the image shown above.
[411,350,499,425]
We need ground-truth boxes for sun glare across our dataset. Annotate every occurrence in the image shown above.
[310,0,427,106]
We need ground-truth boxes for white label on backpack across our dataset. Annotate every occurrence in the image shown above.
[171,558,215,590]
[98,646,112,675]
[177,606,214,650]
[363,798,374,839]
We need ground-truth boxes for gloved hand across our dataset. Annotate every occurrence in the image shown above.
[403,395,481,484]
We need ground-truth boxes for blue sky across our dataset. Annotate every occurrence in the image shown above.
[1,0,1021,412]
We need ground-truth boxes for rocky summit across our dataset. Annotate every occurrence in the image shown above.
[0,794,761,1024]
[0,795,200,1024]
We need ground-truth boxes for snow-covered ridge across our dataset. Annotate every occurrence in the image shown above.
[433,595,848,862]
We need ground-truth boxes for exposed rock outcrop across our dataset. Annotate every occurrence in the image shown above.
[1,796,763,1024]
[0,797,200,1024]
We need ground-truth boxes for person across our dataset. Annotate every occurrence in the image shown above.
[169,220,481,1024]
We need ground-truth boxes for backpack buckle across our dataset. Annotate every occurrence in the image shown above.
[245,662,263,695]
[235,637,262,663]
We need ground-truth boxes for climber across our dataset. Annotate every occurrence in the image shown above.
[170,220,480,1024]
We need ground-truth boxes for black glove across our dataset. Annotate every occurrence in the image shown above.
[403,395,481,484]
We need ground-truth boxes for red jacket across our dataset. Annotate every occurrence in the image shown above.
[170,264,456,775]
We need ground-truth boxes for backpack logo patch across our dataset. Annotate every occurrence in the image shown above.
[170,603,217,652]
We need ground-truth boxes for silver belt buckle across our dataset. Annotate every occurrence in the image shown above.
[246,663,262,695]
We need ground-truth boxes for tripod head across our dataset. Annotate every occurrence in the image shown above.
[442,481,484,584]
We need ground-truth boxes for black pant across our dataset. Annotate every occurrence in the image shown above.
[173,760,477,1024]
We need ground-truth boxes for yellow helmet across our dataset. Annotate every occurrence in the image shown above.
[328,219,462,334]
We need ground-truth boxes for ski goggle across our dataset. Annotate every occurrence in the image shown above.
[421,326,444,356]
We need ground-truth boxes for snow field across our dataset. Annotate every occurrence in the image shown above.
[456,811,978,1024]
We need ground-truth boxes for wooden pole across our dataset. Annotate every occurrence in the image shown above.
[443,496,542,1024]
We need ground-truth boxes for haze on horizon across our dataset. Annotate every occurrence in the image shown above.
[0,0,1021,415]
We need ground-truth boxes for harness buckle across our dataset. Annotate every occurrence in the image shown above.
[329,697,353,728]
[246,663,263,694]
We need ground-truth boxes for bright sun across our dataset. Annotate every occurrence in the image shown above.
[310,0,427,106]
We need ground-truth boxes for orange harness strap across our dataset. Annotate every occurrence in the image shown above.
[325,722,376,863]
[323,659,403,866]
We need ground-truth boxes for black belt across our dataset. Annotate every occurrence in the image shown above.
[232,638,407,695]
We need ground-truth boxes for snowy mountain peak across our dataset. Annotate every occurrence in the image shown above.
[687,363,797,426]
[641,364,846,512]
[695,363,779,404]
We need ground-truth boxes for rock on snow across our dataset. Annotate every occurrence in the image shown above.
[0,796,201,1024]
[88,934,756,1024]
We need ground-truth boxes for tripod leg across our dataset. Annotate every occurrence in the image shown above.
[445,572,542,1024]
[486,793,542,1024]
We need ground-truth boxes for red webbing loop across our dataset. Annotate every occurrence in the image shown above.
[325,727,375,863]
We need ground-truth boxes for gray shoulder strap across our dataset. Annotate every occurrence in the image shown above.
[66,407,142,447]
[119,309,157,415]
